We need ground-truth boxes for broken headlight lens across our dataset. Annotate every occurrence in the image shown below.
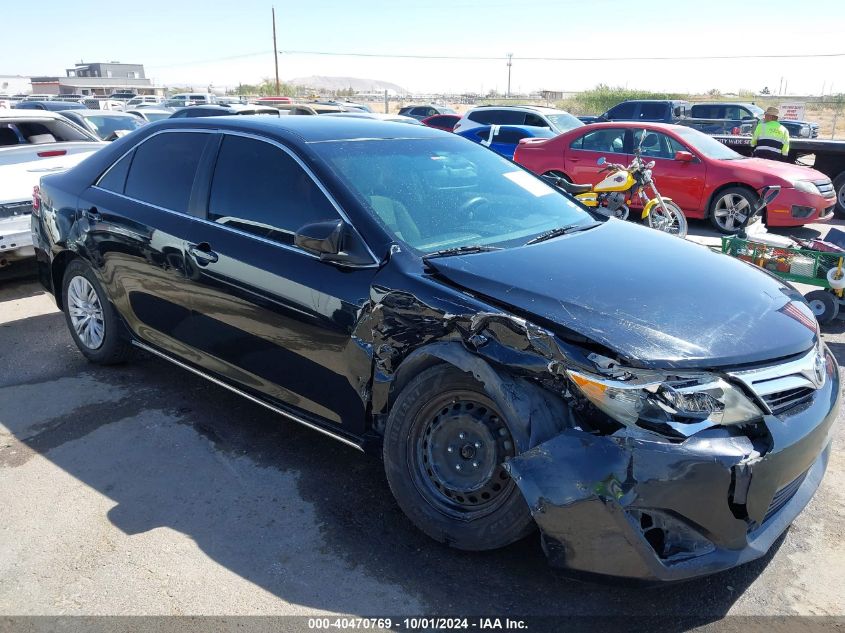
[567,365,763,436]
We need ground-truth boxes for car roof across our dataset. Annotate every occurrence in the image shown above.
[0,109,64,119]
[60,109,135,116]
[154,115,447,143]
[566,121,690,133]
[470,104,563,112]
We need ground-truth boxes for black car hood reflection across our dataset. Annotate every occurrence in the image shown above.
[426,220,817,368]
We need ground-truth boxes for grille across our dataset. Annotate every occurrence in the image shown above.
[0,201,32,220]
[763,470,808,524]
[814,180,835,198]
[762,386,814,415]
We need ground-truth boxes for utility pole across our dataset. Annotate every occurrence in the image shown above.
[506,53,513,98]
[272,6,280,96]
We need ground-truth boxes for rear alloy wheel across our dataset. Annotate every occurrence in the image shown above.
[62,259,133,364]
[383,365,534,551]
[805,290,839,325]
[710,187,756,234]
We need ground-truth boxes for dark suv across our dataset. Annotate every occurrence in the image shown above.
[398,104,456,120]
[598,99,690,123]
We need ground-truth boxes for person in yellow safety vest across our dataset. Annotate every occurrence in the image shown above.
[751,106,790,161]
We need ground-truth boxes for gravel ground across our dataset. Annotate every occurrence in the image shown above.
[0,218,843,623]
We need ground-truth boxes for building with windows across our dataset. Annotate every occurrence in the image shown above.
[29,62,164,97]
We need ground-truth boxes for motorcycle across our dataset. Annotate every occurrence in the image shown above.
[544,139,689,238]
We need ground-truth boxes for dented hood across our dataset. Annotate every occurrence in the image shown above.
[427,220,817,367]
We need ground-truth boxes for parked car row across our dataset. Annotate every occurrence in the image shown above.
[26,115,840,584]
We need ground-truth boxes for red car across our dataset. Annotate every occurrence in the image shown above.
[421,113,460,132]
[513,122,837,232]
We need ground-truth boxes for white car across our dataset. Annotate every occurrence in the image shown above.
[125,95,164,108]
[452,105,583,135]
[0,110,105,268]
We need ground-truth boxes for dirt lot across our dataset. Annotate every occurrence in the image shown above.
[1,218,844,622]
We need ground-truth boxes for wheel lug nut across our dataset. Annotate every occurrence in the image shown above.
[455,464,462,471]
[504,441,513,450]
[459,432,465,440]
[474,441,481,448]
[472,461,479,468]
[498,428,507,437]
[447,446,454,453]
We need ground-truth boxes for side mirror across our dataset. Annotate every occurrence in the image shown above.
[294,219,372,266]
[596,157,607,166]
[674,150,694,162]
[295,219,343,257]
[760,185,781,206]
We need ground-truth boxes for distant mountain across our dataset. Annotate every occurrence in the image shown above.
[288,75,407,94]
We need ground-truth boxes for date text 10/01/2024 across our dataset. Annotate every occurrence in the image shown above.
[307,618,529,630]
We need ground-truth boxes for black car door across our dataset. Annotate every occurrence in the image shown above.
[180,132,379,436]
[80,129,216,357]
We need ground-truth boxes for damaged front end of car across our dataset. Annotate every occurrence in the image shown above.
[364,275,840,581]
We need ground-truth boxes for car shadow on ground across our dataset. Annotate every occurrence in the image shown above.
[0,280,781,622]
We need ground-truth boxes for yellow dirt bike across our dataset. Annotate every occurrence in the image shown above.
[546,151,688,238]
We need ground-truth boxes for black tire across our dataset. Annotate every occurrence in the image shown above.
[805,290,839,325]
[62,259,133,364]
[834,172,845,217]
[383,364,534,551]
[709,186,757,234]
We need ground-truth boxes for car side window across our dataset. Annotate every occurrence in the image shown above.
[124,132,210,212]
[638,103,665,120]
[523,113,549,128]
[468,110,495,124]
[606,102,636,119]
[97,149,135,194]
[635,130,686,159]
[571,129,626,153]
[493,128,528,144]
[208,135,340,246]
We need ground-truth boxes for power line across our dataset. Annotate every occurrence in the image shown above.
[281,49,845,62]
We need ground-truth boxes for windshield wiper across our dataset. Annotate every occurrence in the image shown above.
[422,245,502,260]
[525,222,600,245]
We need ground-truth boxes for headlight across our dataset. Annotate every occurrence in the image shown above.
[567,361,763,437]
[792,180,818,195]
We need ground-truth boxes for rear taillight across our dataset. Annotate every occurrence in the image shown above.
[37,150,67,157]
[32,186,41,217]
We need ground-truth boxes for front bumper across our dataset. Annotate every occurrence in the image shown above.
[0,214,34,263]
[765,188,836,227]
[505,347,840,582]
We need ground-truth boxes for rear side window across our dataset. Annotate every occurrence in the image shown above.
[493,128,529,144]
[124,132,209,212]
[571,128,626,153]
[97,150,134,194]
[208,135,339,245]
[605,102,636,119]
[469,109,524,125]
[523,113,549,128]
[638,103,666,120]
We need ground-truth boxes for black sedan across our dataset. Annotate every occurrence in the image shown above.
[169,104,280,118]
[31,117,839,581]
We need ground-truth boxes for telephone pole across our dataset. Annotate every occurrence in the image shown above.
[506,53,513,98]
[272,6,280,96]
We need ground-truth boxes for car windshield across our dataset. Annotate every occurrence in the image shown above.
[83,115,144,140]
[439,107,456,114]
[748,104,764,117]
[319,137,593,254]
[545,112,584,133]
[673,126,745,160]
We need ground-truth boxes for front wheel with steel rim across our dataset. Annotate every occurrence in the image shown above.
[383,365,534,551]
[646,200,687,237]
[805,290,839,325]
[62,259,133,364]
[710,187,756,234]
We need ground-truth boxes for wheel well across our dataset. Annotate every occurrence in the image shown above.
[705,183,757,218]
[51,251,80,310]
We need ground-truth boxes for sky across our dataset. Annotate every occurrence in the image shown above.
[3,0,844,96]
